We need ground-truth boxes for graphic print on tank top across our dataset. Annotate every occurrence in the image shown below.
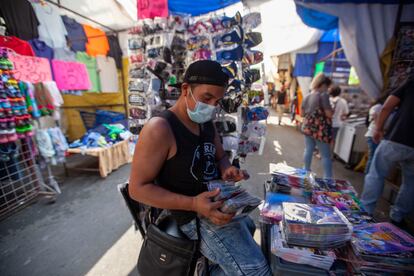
[190,142,218,181]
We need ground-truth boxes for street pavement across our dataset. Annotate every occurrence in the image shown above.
[0,111,369,276]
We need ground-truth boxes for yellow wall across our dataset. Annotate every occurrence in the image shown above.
[63,58,129,141]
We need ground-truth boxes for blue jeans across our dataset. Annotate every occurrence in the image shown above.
[180,216,272,276]
[361,140,414,222]
[365,137,379,174]
[303,135,333,178]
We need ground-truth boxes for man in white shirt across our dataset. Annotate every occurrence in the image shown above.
[329,85,349,141]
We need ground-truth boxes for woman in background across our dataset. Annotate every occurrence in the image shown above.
[301,73,333,178]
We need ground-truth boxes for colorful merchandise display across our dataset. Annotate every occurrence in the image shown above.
[0,48,34,141]
[312,191,363,212]
[282,202,353,249]
[346,222,414,274]
[271,224,336,271]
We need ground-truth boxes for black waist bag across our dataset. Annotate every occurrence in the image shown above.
[138,223,199,276]
[137,123,206,276]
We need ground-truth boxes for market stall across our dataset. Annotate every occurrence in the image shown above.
[259,163,414,275]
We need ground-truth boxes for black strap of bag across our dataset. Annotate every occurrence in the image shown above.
[137,123,208,276]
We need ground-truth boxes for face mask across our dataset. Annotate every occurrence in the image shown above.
[186,88,216,124]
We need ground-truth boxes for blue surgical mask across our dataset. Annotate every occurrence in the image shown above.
[186,88,216,124]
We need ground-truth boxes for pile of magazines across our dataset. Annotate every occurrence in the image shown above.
[271,224,336,270]
[207,181,262,216]
[312,191,364,212]
[348,222,414,274]
[314,178,357,195]
[268,164,316,195]
[282,203,353,249]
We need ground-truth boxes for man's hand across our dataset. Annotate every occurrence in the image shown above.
[373,129,383,144]
[192,189,234,225]
[222,166,249,182]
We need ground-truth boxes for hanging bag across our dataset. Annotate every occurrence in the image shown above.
[302,93,333,144]
[137,124,207,276]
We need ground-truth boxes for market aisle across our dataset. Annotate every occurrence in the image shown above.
[0,164,140,276]
[0,110,367,276]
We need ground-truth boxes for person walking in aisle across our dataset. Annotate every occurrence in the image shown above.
[329,85,349,142]
[361,78,414,226]
[364,95,387,174]
[129,60,271,275]
[276,84,287,125]
[301,73,333,178]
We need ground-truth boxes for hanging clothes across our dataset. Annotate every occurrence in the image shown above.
[61,15,87,52]
[48,127,68,164]
[0,0,40,40]
[34,82,55,116]
[29,39,54,61]
[35,129,56,164]
[31,2,68,48]
[107,35,123,69]
[0,36,35,56]
[43,81,64,122]
[96,55,119,93]
[76,52,100,92]
[53,47,76,62]
[82,24,110,57]
[19,81,41,118]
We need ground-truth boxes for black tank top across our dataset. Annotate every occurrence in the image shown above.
[156,110,218,225]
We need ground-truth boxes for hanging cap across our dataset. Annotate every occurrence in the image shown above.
[183,60,229,87]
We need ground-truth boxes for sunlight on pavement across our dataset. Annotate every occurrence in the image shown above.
[86,226,142,276]
[273,140,283,155]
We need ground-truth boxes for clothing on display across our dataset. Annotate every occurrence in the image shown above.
[32,2,68,48]
[107,35,123,69]
[0,36,35,56]
[33,82,55,116]
[0,0,40,40]
[29,39,54,61]
[9,53,53,83]
[53,47,76,61]
[51,60,91,91]
[96,55,119,93]
[0,48,35,143]
[20,82,41,118]
[83,24,110,57]
[42,81,63,121]
[61,15,87,52]
[76,51,100,92]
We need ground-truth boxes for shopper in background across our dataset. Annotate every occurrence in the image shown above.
[301,73,333,178]
[364,95,387,174]
[361,78,414,226]
[329,85,349,142]
[276,84,287,125]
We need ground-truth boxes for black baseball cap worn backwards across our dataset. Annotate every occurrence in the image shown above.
[183,60,229,87]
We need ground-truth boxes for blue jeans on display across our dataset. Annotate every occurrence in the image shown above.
[303,135,333,178]
[361,140,414,222]
[180,216,272,276]
[365,137,379,174]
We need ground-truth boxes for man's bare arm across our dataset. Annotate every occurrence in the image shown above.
[129,117,234,225]
[129,117,195,211]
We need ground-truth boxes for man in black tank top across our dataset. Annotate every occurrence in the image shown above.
[129,60,271,275]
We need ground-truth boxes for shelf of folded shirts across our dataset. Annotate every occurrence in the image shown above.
[65,139,131,178]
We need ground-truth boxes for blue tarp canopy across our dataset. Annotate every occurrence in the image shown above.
[168,0,241,16]
[295,0,414,30]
